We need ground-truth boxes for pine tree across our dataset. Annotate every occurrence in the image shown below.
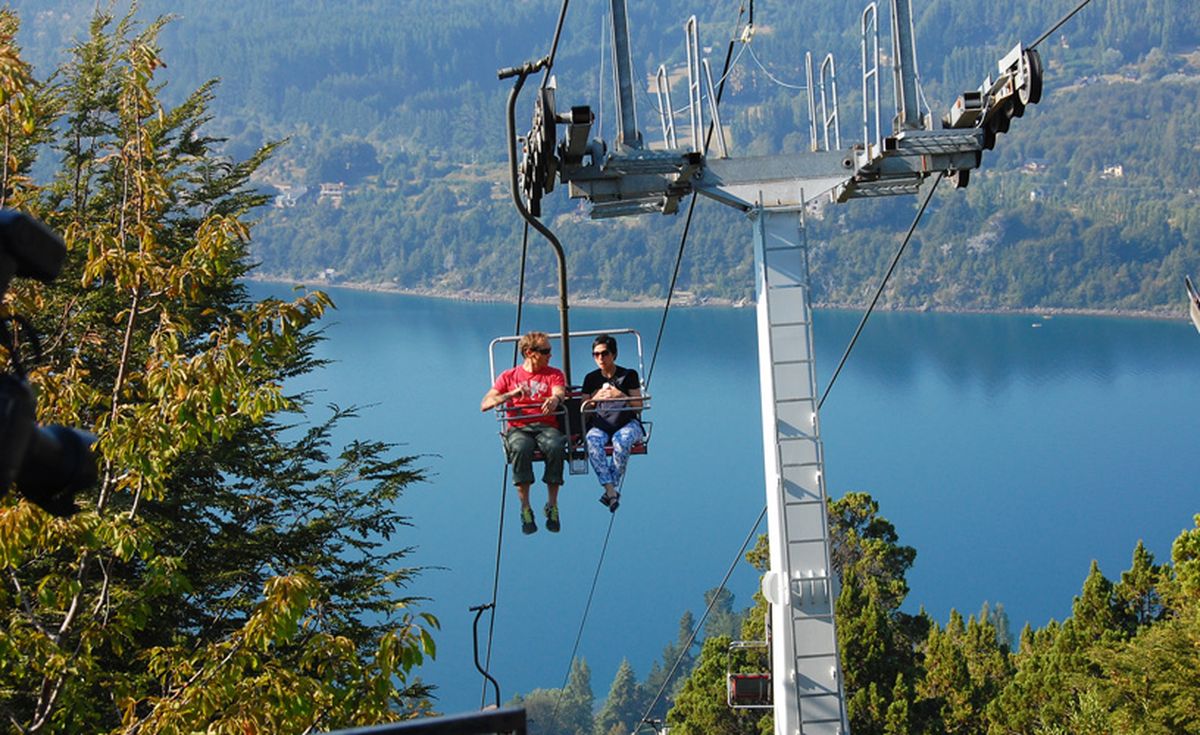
[595,659,645,735]
[1115,540,1164,630]
[1084,517,1200,733]
[515,658,594,735]
[641,610,697,718]
[914,609,1012,735]
[986,563,1127,733]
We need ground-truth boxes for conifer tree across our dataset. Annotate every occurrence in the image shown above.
[513,658,594,735]
[986,563,1126,733]
[828,493,925,733]
[0,9,436,732]
[1084,517,1200,733]
[595,659,644,735]
[641,610,697,719]
[1115,539,1164,630]
[914,609,1011,735]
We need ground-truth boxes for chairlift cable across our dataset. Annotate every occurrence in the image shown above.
[819,172,944,407]
[646,2,748,388]
[540,0,572,89]
[632,505,767,734]
[1028,0,1095,52]
[479,221,533,708]
[546,509,619,732]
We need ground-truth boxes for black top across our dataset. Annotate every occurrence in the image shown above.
[581,366,641,434]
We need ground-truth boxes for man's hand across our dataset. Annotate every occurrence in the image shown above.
[540,394,560,414]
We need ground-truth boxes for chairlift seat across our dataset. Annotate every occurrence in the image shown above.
[726,636,772,709]
[488,328,654,472]
[728,673,772,707]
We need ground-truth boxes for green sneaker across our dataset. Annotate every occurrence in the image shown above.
[544,503,560,533]
[521,506,537,535]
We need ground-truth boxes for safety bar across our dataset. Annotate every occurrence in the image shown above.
[488,328,645,384]
[861,3,881,155]
[702,58,728,158]
[805,52,818,152]
[580,396,652,431]
[819,53,841,151]
[493,403,567,428]
[655,64,678,149]
[685,15,703,153]
[580,399,653,455]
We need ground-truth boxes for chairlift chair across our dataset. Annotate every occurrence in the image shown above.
[727,640,772,709]
[488,328,652,475]
[726,611,772,709]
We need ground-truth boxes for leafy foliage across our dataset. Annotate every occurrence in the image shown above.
[0,9,436,732]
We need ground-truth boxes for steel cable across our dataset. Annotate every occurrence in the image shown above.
[1029,0,1096,51]
[479,220,532,708]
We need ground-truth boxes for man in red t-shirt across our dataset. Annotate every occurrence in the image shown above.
[481,331,567,534]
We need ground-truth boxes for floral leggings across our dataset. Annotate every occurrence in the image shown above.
[585,422,644,487]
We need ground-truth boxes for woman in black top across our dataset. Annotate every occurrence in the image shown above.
[581,334,644,512]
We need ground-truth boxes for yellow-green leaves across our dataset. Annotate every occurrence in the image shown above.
[0,9,434,733]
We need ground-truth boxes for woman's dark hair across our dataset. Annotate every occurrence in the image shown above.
[592,333,617,357]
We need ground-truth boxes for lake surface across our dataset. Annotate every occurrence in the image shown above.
[249,282,1200,715]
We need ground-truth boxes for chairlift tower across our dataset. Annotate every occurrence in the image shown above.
[505,1,1043,732]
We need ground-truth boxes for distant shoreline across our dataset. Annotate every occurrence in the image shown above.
[246,276,1188,322]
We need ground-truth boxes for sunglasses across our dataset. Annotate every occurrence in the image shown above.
[592,349,611,357]
[531,347,552,355]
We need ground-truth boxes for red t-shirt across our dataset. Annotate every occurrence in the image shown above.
[493,364,567,428]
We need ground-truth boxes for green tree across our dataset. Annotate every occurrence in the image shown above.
[703,587,742,639]
[513,658,594,735]
[1083,516,1200,733]
[1114,540,1164,630]
[666,636,764,735]
[311,138,381,185]
[828,493,925,734]
[987,563,1127,734]
[595,659,645,735]
[0,9,436,733]
[641,610,698,719]
[915,609,1012,735]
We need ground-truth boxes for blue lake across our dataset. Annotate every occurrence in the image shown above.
[249,282,1200,714]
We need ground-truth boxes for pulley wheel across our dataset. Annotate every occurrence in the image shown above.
[1018,48,1043,107]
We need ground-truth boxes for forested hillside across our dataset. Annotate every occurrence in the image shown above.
[12,0,1200,313]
